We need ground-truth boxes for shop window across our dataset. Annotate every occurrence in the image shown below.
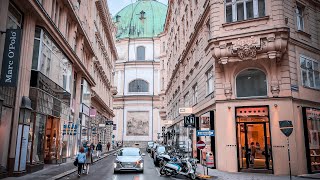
[81,79,91,106]
[31,27,73,93]
[28,114,46,163]
[300,56,320,90]
[225,0,265,23]
[304,108,320,173]
[137,46,145,60]
[296,3,304,31]
[128,79,149,92]
[236,69,267,98]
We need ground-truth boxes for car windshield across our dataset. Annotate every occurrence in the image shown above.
[157,146,166,153]
[148,142,154,146]
[118,148,140,156]
[153,144,158,148]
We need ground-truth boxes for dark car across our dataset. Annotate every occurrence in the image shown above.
[146,141,154,153]
[153,145,166,166]
[150,143,159,158]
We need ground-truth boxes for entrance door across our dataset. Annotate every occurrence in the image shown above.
[238,123,271,170]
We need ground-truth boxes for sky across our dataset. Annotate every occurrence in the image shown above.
[107,0,168,16]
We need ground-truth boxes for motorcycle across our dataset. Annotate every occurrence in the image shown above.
[159,157,197,180]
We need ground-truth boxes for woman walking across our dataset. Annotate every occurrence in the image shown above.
[85,147,93,174]
[77,147,86,177]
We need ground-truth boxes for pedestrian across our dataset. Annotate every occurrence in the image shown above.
[96,142,102,158]
[76,147,86,177]
[116,142,119,147]
[107,142,111,151]
[90,143,95,156]
[84,147,93,174]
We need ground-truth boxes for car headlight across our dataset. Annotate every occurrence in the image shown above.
[114,163,117,168]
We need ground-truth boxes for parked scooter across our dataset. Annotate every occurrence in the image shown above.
[160,157,197,180]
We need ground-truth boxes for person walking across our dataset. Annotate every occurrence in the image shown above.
[84,147,93,174]
[96,142,102,158]
[76,147,86,177]
[107,142,111,151]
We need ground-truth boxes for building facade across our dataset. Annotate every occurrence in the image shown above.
[113,0,167,147]
[163,0,320,176]
[0,0,117,177]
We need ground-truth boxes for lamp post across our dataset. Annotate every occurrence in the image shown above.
[15,96,32,173]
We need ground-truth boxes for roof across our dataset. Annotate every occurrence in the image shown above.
[114,0,167,39]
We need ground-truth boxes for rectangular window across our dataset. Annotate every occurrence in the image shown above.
[300,56,320,90]
[206,68,214,95]
[193,84,198,105]
[225,0,265,22]
[184,92,189,107]
[296,4,304,31]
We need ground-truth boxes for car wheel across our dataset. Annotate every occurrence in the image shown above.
[140,170,144,173]
[114,170,118,174]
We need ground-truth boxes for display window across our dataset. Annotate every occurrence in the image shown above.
[303,107,320,173]
[44,116,61,163]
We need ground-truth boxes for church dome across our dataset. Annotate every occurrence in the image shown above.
[114,0,167,39]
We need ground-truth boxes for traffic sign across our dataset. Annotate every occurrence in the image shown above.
[106,121,113,125]
[196,130,214,137]
[196,140,206,150]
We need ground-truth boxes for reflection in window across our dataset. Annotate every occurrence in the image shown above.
[137,46,145,60]
[129,79,149,92]
[300,56,320,89]
[236,69,267,97]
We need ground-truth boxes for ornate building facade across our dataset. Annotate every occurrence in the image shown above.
[113,0,167,147]
[0,0,117,177]
[163,0,320,176]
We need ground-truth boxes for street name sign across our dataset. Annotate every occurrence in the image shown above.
[196,130,214,137]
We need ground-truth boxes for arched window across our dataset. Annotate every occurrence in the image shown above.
[129,79,149,92]
[236,69,267,97]
[136,46,145,60]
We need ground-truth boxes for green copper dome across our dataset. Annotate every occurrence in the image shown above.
[114,0,167,39]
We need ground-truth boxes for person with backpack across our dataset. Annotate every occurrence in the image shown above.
[96,142,102,158]
[84,147,93,174]
[76,147,86,177]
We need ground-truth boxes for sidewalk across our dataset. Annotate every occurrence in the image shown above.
[4,149,118,180]
[298,174,320,179]
[196,164,314,180]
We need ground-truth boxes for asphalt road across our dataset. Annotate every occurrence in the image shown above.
[59,151,185,180]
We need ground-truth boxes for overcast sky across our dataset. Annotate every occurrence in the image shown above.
[107,0,168,16]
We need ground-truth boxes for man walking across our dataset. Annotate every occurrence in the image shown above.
[96,142,102,158]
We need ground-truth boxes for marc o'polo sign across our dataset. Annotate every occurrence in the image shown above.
[0,29,22,87]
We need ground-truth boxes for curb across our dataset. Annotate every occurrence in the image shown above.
[47,149,119,180]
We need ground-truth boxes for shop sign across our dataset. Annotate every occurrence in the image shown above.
[92,127,97,134]
[105,120,113,125]
[196,130,214,137]
[62,124,78,135]
[179,107,192,114]
[113,124,116,130]
[89,109,96,117]
[81,104,90,115]
[279,120,293,137]
[0,29,22,87]
[184,114,196,127]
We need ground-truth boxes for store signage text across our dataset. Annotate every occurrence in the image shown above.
[0,29,22,87]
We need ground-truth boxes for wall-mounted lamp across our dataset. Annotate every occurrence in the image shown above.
[274,104,278,107]
[297,105,301,108]
[228,106,231,110]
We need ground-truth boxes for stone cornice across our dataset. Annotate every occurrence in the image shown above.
[114,95,161,102]
[91,89,115,117]
[31,0,96,86]
[210,27,289,64]
[165,3,210,94]
[95,0,119,60]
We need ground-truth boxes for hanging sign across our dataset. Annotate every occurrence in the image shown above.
[184,114,196,127]
[0,29,22,86]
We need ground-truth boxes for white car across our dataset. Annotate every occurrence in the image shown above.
[114,147,145,173]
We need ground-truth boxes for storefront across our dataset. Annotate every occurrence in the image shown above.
[196,111,215,168]
[80,78,92,144]
[235,106,273,173]
[303,107,320,174]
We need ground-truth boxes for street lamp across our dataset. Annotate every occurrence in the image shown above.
[19,96,32,124]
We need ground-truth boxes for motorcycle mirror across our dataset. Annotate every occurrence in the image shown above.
[142,153,146,156]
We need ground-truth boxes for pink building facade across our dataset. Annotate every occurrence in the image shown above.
[0,0,117,177]
[162,0,320,176]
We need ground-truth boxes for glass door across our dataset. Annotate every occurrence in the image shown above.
[238,123,270,170]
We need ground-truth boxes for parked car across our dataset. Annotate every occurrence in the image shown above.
[114,147,145,173]
[150,143,159,158]
[153,145,166,166]
[146,141,154,153]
